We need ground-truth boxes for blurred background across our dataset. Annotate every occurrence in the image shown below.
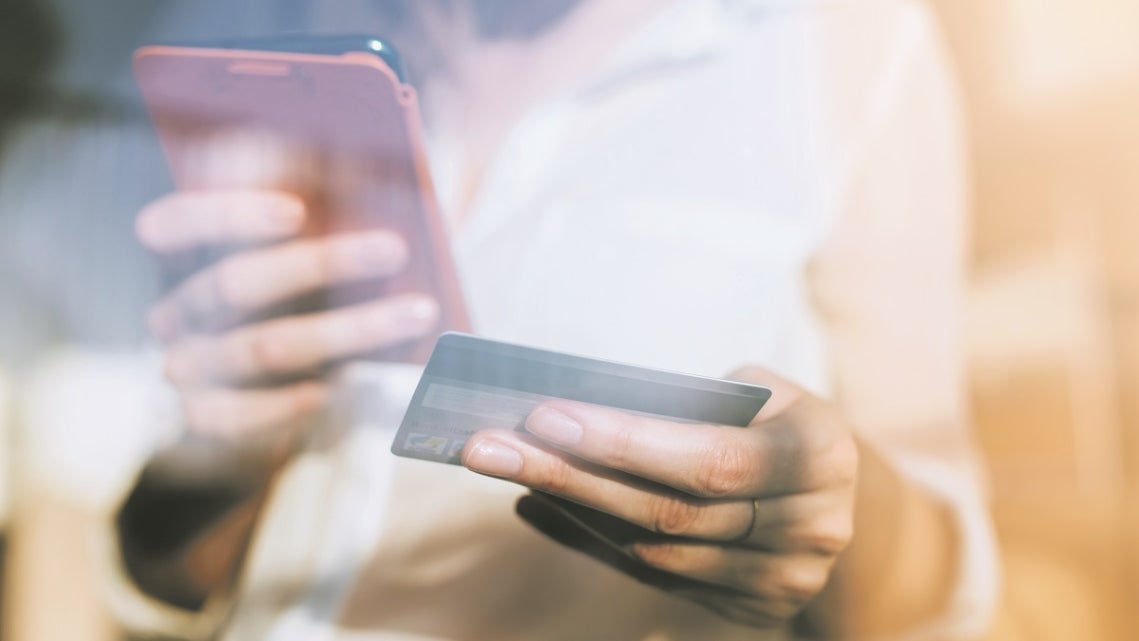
[931,1,1139,639]
[1,0,1138,639]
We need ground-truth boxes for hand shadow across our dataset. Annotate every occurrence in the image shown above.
[515,492,746,598]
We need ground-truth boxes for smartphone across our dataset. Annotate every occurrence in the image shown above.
[133,35,468,365]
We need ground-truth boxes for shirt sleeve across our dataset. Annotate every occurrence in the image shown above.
[96,530,235,640]
[11,349,227,639]
[806,4,1000,639]
[96,361,422,641]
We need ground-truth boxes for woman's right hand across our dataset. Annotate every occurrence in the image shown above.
[136,188,440,444]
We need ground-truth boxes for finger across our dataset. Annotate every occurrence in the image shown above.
[750,490,854,555]
[148,230,409,341]
[181,381,328,439]
[514,494,712,593]
[629,540,831,602]
[522,399,855,499]
[136,189,305,254]
[165,293,439,384]
[462,430,755,541]
[528,495,832,615]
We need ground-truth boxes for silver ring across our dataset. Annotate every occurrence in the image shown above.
[736,498,761,543]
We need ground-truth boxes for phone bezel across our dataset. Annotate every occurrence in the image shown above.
[154,34,408,82]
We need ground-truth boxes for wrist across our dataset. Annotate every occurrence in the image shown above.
[116,433,285,609]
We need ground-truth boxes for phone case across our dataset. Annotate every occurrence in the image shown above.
[134,45,469,365]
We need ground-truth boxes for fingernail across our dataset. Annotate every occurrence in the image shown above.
[398,296,439,326]
[464,439,523,478]
[358,296,438,339]
[526,406,582,446]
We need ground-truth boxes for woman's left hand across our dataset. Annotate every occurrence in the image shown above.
[461,367,859,629]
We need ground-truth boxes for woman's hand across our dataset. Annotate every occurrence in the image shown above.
[137,188,440,442]
[460,367,859,628]
[123,186,440,607]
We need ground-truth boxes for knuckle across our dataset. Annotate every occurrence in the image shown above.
[241,329,293,374]
[765,562,829,607]
[823,437,859,486]
[607,422,638,469]
[694,444,755,497]
[640,544,723,577]
[798,516,854,557]
[630,542,670,568]
[287,383,327,416]
[798,420,858,489]
[649,495,705,536]
[536,457,576,496]
[212,258,253,314]
[632,543,684,570]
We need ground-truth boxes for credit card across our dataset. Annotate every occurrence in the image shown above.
[391,333,772,464]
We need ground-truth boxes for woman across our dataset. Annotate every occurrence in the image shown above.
[103,0,999,639]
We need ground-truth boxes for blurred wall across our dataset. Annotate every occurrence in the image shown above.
[928,1,1139,639]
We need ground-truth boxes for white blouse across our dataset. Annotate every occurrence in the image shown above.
[14,1,999,639]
